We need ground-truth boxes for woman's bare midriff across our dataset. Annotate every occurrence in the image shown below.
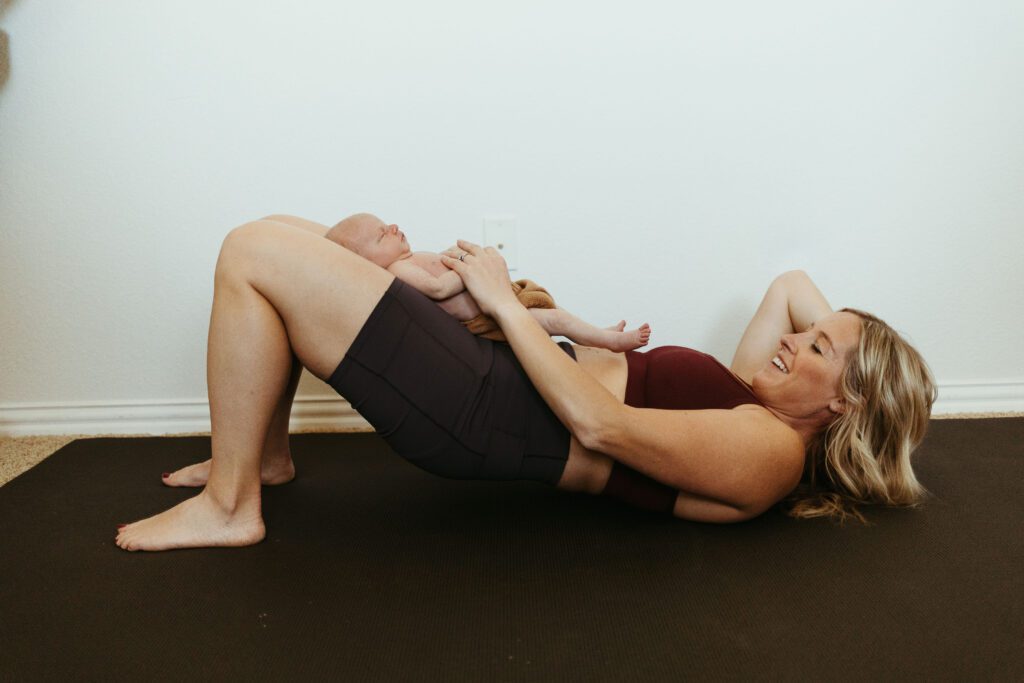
[553,345,626,495]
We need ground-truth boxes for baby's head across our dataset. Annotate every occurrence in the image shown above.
[326,213,410,268]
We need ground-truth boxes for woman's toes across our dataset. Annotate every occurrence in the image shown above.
[117,527,138,551]
[162,460,212,487]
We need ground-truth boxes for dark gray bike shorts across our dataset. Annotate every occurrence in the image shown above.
[327,277,576,485]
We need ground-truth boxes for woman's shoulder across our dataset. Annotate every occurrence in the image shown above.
[732,403,806,478]
[732,402,768,413]
[732,402,798,437]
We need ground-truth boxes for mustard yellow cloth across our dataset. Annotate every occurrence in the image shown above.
[460,279,556,342]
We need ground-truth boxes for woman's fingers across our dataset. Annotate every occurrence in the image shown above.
[456,239,486,256]
[455,239,504,264]
[441,240,516,316]
[440,254,462,270]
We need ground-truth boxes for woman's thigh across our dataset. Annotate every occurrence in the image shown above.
[217,220,395,380]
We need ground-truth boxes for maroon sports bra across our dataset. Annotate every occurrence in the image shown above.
[600,346,767,514]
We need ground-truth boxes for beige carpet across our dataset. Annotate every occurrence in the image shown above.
[0,427,371,487]
[1,412,1020,487]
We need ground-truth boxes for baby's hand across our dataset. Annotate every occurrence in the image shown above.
[440,240,517,317]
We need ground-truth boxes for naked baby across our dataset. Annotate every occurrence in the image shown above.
[324,213,650,352]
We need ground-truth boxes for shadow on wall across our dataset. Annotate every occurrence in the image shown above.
[0,31,8,89]
[0,0,16,91]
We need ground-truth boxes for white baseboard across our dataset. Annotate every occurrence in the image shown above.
[0,396,371,437]
[932,379,1024,415]
[1,381,1022,437]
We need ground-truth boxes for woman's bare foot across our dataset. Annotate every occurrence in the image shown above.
[162,457,295,487]
[115,490,265,552]
[598,321,651,352]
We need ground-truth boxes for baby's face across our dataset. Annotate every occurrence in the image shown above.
[331,213,410,268]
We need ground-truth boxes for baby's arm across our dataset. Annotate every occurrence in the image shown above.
[388,259,467,300]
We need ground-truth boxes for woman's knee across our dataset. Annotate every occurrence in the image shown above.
[216,221,283,274]
[222,220,281,250]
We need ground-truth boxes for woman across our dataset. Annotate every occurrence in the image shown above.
[115,216,937,551]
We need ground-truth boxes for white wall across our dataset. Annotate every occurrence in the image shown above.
[2,1,1023,434]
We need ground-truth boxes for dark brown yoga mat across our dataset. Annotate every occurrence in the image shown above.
[1,419,1021,681]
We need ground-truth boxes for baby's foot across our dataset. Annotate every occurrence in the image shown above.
[162,457,295,487]
[600,322,651,352]
[115,490,265,552]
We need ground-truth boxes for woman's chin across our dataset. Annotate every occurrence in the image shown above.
[750,366,780,389]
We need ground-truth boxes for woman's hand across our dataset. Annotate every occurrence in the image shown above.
[440,240,519,317]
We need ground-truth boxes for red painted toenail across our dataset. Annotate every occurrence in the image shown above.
[118,524,127,529]
[162,473,170,478]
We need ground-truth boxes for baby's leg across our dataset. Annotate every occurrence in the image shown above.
[529,307,650,352]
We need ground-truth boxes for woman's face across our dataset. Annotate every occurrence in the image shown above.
[751,311,862,420]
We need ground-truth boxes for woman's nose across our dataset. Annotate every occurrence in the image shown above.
[784,330,814,348]
[780,334,802,353]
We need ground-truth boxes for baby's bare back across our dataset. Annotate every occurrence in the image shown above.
[394,252,483,320]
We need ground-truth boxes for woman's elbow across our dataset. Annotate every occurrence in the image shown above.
[577,404,625,452]
[576,425,601,452]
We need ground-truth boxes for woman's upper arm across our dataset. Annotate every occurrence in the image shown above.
[593,406,804,514]
[730,270,833,384]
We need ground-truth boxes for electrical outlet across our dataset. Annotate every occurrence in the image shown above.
[483,215,518,271]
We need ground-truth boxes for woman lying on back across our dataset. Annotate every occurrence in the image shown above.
[116,215,937,551]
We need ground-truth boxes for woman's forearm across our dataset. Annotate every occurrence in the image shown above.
[492,303,620,446]
[780,270,834,333]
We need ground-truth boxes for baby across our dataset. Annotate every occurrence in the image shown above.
[325,213,650,352]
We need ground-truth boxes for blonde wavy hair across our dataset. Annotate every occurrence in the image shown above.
[776,308,939,526]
